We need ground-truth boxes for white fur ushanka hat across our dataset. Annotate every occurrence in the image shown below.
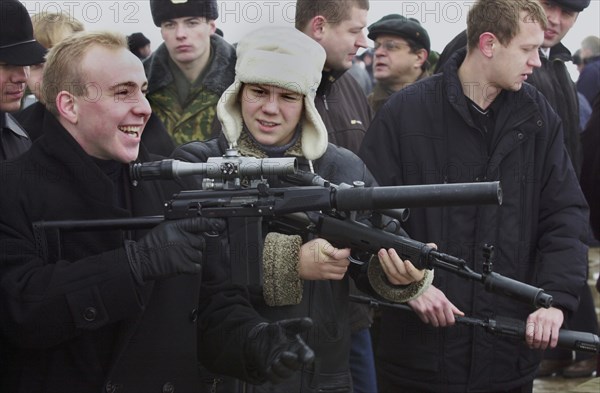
[217,26,328,160]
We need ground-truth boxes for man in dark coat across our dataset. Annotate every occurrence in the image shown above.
[526,0,598,378]
[294,3,377,391]
[295,0,372,155]
[435,0,588,178]
[527,0,590,177]
[0,0,46,161]
[581,93,600,241]
[577,35,600,107]
[579,93,600,376]
[433,2,599,376]
[359,0,589,391]
[0,30,315,393]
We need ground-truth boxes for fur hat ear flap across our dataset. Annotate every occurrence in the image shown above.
[300,96,328,160]
[217,80,244,145]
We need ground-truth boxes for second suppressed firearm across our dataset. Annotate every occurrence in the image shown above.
[350,295,598,353]
[276,173,551,309]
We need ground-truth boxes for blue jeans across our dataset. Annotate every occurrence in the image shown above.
[350,328,378,393]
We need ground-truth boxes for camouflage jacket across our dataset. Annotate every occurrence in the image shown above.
[144,35,236,146]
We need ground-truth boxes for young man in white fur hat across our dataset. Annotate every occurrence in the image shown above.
[172,26,432,393]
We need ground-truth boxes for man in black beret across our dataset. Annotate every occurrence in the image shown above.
[0,0,46,161]
[367,14,431,113]
[144,0,235,145]
[532,0,599,379]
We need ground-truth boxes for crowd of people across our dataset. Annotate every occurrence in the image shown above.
[0,0,598,392]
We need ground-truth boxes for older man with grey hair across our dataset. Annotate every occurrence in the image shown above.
[577,35,600,106]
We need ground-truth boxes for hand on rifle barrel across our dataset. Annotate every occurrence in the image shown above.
[408,285,464,327]
[377,247,426,285]
[525,307,564,350]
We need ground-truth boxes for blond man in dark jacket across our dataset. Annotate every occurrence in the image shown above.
[360,1,589,391]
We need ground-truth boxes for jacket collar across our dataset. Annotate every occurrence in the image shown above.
[547,42,572,62]
[316,68,347,96]
[37,113,155,206]
[442,48,477,129]
[585,55,600,65]
[2,112,29,138]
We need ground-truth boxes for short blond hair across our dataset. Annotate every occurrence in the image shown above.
[42,31,128,116]
[467,0,547,51]
[295,0,369,30]
[31,12,85,49]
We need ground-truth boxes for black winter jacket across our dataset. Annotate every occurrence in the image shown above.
[528,43,583,176]
[581,94,600,240]
[436,32,583,177]
[315,70,372,155]
[173,134,389,393]
[359,50,589,392]
[315,69,375,334]
[0,114,265,393]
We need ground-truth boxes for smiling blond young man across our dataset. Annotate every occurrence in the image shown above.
[360,0,589,391]
[0,30,317,393]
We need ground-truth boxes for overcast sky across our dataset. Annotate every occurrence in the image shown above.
[22,0,600,76]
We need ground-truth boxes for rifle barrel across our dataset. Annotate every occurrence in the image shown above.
[334,182,502,210]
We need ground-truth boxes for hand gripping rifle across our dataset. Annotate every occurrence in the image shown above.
[350,295,600,354]
[34,149,551,308]
[274,172,552,309]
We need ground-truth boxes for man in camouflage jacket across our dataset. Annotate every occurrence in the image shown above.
[144,0,236,146]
